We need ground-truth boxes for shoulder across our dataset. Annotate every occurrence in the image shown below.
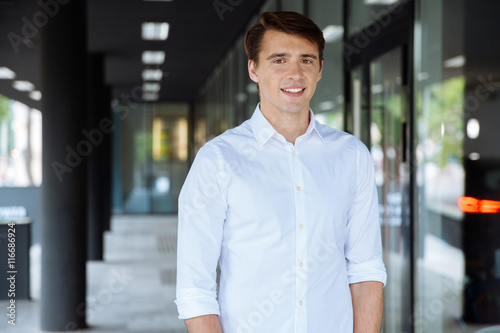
[196,120,255,160]
[315,121,368,154]
[205,120,254,149]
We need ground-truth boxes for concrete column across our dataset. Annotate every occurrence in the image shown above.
[87,54,111,260]
[39,0,88,331]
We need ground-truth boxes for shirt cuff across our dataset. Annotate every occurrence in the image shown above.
[346,257,387,286]
[175,288,220,319]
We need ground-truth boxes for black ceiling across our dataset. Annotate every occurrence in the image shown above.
[0,0,266,110]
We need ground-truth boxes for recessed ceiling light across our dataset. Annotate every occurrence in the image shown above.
[143,82,161,93]
[143,92,159,101]
[29,90,42,101]
[142,51,165,65]
[142,69,163,81]
[142,22,170,40]
[0,67,16,79]
[12,80,35,91]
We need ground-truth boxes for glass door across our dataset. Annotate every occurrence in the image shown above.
[344,1,414,330]
[349,46,412,333]
[371,47,411,333]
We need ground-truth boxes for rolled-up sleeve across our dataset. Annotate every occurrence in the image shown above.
[345,140,387,286]
[175,143,228,319]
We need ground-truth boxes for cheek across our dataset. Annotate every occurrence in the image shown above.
[260,71,281,87]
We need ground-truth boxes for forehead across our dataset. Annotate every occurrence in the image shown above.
[259,30,319,58]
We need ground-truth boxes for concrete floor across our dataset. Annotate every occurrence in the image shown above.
[0,215,187,332]
[1,215,499,332]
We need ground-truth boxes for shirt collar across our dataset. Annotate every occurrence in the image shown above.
[249,104,326,146]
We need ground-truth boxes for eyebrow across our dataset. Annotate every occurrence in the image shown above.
[266,52,318,60]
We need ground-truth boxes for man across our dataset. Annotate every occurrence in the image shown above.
[176,11,386,333]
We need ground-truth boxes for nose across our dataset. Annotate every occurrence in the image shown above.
[287,61,303,81]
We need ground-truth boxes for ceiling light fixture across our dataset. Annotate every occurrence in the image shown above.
[142,69,163,81]
[142,51,165,65]
[142,92,159,101]
[467,118,480,139]
[142,82,161,93]
[0,67,16,79]
[29,90,42,101]
[12,80,35,91]
[142,22,170,41]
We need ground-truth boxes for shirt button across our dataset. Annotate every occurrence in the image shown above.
[296,186,301,191]
[299,300,304,306]
[299,224,304,229]
[292,151,296,156]
[299,262,304,268]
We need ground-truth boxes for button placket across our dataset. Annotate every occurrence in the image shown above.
[291,146,307,330]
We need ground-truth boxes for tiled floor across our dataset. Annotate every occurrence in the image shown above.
[0,215,188,332]
[1,215,500,332]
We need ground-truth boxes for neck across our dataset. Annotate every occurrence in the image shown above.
[260,104,310,145]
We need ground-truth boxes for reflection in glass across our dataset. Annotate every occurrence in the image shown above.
[369,47,406,333]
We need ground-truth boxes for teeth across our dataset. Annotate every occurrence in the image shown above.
[282,88,303,93]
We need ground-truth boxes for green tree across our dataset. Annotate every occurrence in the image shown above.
[427,76,465,168]
[0,94,10,125]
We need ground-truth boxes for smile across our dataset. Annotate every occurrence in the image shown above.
[281,88,305,93]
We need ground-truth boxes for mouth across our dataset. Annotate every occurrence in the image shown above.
[281,87,305,96]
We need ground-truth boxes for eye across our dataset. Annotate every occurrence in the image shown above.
[273,59,285,64]
[302,59,313,64]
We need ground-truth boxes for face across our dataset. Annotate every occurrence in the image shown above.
[248,29,323,117]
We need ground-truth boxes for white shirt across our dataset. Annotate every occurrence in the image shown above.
[176,105,387,333]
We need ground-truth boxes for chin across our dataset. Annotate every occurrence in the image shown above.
[281,103,307,114]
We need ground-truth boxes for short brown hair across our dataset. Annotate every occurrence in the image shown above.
[244,11,325,66]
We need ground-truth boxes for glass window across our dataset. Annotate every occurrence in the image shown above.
[112,102,189,214]
[413,0,500,331]
[309,0,344,130]
[0,94,42,187]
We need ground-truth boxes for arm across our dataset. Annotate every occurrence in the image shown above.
[175,144,228,325]
[350,281,384,333]
[185,315,223,333]
[344,141,387,331]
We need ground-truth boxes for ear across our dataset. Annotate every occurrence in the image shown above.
[248,60,259,83]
